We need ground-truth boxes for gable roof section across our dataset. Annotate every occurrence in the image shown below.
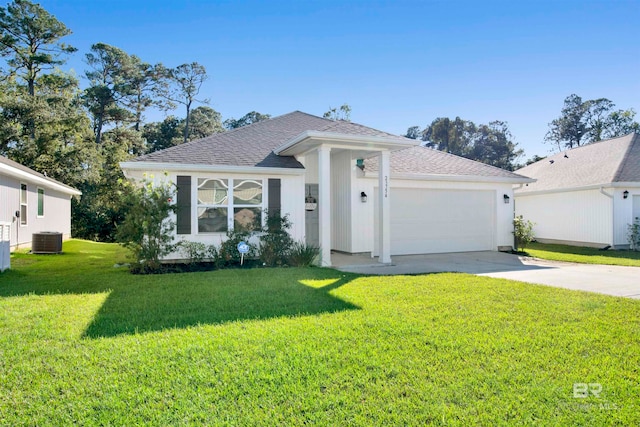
[130,111,408,169]
[515,133,640,194]
[0,156,81,196]
[365,146,532,182]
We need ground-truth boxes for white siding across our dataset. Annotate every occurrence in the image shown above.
[515,188,613,246]
[613,188,640,247]
[0,172,73,250]
[330,151,352,252]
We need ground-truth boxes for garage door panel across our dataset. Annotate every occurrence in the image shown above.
[381,188,495,255]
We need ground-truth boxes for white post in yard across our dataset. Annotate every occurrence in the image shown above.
[378,150,391,264]
[318,146,332,266]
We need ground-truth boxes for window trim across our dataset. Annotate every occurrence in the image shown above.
[19,182,28,226]
[196,177,265,234]
[37,187,45,218]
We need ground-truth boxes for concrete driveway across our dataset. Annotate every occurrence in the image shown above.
[333,251,640,299]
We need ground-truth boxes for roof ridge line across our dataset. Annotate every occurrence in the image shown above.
[612,132,639,182]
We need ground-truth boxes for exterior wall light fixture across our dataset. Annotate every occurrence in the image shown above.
[503,194,510,204]
[361,192,368,203]
[623,190,629,199]
[356,159,365,171]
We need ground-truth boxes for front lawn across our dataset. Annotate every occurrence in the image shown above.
[1,240,638,425]
[526,242,640,267]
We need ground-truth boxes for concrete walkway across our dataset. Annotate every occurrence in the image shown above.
[332,251,640,299]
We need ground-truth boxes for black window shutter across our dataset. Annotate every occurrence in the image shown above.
[268,179,281,214]
[176,176,191,234]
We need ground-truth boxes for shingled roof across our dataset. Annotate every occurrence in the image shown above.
[515,133,640,193]
[131,111,407,169]
[364,146,531,181]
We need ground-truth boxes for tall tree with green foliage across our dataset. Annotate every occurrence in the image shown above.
[223,110,270,130]
[323,103,351,121]
[143,106,223,153]
[0,0,76,97]
[408,117,522,170]
[545,94,640,150]
[161,62,208,144]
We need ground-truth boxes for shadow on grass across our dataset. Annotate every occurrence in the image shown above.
[82,269,359,339]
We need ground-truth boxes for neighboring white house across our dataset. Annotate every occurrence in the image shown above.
[120,111,533,266]
[0,156,81,251]
[514,133,640,248]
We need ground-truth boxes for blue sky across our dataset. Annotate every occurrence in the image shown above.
[38,0,640,160]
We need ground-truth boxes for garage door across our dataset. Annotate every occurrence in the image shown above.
[376,188,495,255]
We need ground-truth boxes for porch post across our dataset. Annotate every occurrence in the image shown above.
[318,146,332,266]
[378,150,391,263]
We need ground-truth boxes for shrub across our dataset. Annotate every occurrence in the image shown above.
[177,240,207,268]
[257,211,295,267]
[288,241,320,267]
[219,224,256,266]
[116,175,176,273]
[628,218,640,251]
[513,215,535,252]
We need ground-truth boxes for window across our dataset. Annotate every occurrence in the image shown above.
[20,183,27,226]
[197,178,263,233]
[37,188,44,217]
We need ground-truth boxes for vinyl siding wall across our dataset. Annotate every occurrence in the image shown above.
[515,188,613,247]
[0,172,73,250]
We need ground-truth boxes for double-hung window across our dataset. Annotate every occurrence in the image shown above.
[20,183,27,226]
[37,188,44,217]
[197,178,263,233]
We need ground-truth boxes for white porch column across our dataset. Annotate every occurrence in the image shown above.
[378,150,391,263]
[318,146,332,266]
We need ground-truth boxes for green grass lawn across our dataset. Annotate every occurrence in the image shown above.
[1,240,638,425]
[525,242,640,267]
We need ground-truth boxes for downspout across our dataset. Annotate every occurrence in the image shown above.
[600,187,614,247]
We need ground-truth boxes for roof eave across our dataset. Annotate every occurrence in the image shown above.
[120,161,306,177]
[0,162,81,196]
[274,130,418,156]
[515,181,640,196]
[363,171,535,184]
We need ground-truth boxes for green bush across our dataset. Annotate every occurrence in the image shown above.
[513,215,535,252]
[177,240,207,269]
[116,175,176,273]
[628,218,640,251]
[257,211,295,267]
[288,241,320,267]
[219,224,256,267]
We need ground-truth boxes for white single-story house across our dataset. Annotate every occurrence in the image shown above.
[0,155,81,251]
[514,133,640,248]
[121,111,533,266]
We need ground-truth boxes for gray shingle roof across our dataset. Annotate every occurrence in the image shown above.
[130,110,529,180]
[365,145,531,180]
[0,155,80,194]
[132,111,407,168]
[515,133,640,193]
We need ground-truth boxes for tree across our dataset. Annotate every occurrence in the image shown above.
[223,110,270,130]
[187,105,224,139]
[404,125,421,140]
[0,0,76,97]
[323,103,351,121]
[83,43,135,144]
[545,94,640,150]
[162,62,208,144]
[122,59,167,132]
[416,116,523,170]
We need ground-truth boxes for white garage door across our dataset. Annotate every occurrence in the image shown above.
[377,188,495,255]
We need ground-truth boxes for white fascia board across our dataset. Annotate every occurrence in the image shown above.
[0,163,81,196]
[514,182,640,197]
[274,131,418,155]
[119,161,306,176]
[362,171,535,184]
